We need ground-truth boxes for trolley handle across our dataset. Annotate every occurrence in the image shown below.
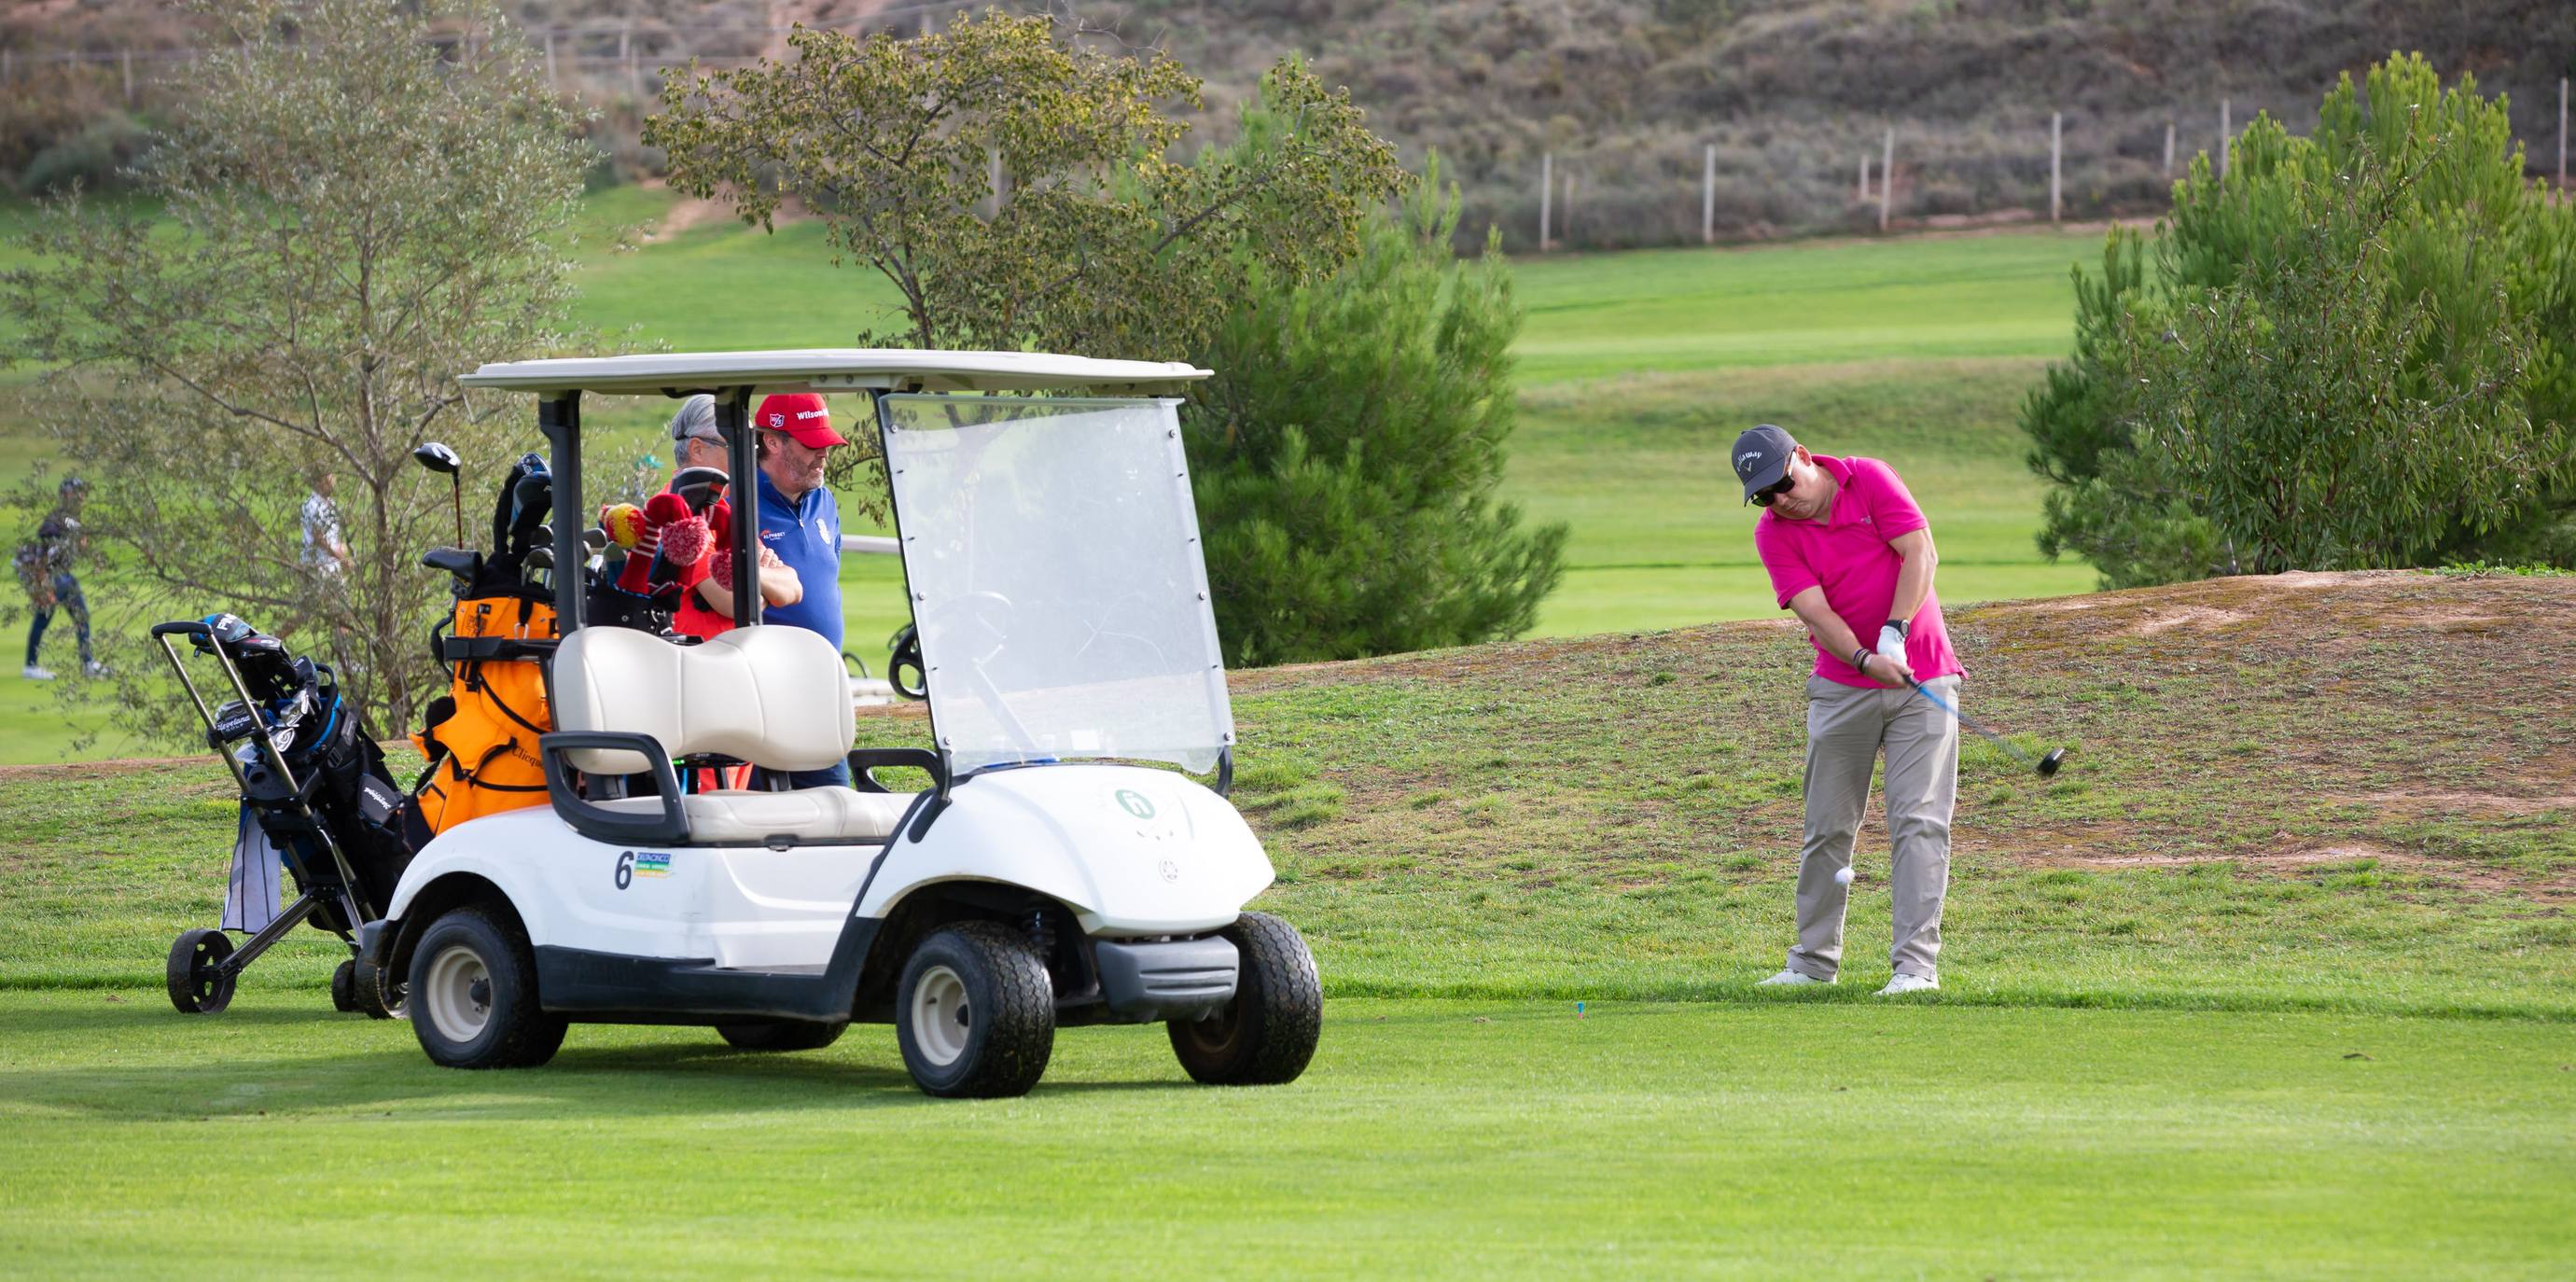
[150,620,216,639]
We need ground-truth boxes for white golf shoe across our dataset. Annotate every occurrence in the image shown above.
[21,664,53,681]
[1876,973,1940,996]
[1756,968,1831,986]
[81,660,106,678]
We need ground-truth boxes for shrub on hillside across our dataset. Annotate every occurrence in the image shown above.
[1185,155,1567,666]
[16,111,155,194]
[2022,54,2576,588]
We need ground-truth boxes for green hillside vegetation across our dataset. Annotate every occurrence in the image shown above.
[0,180,2103,761]
[2,570,2569,1273]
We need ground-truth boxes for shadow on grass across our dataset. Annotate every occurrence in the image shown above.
[0,1005,1197,1120]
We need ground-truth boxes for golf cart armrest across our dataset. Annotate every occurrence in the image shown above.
[539,732,691,846]
[846,746,948,797]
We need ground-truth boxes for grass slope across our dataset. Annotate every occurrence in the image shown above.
[1,572,2571,1274]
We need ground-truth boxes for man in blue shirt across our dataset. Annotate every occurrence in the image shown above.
[749,391,848,787]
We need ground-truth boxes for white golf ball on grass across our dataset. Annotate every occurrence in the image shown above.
[1834,866,1855,885]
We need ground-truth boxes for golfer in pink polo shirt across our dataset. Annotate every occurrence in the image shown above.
[1736,424,1963,995]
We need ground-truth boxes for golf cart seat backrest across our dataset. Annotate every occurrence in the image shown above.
[554,625,853,775]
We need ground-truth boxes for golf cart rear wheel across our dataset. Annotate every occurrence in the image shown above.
[716,1021,845,1052]
[894,922,1054,1098]
[407,908,565,1070]
[331,959,360,1012]
[165,928,236,1015]
[1169,912,1322,1086]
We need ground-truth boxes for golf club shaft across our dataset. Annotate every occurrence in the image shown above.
[450,478,464,549]
[1908,679,2037,769]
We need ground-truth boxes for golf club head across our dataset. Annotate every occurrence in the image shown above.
[412,442,461,476]
[583,527,608,553]
[527,546,555,572]
[2037,748,2067,777]
[671,466,729,515]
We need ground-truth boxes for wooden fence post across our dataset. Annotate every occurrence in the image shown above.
[2220,98,2231,181]
[1878,127,1893,231]
[2559,77,2568,195]
[988,146,1003,220]
[2164,120,2176,177]
[1539,153,1553,251]
[121,49,134,103]
[544,34,557,89]
[1859,154,1870,202]
[1701,144,1716,244]
[1564,169,1577,249]
[2050,110,2063,223]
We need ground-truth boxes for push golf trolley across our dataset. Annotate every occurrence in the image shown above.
[157,615,411,1018]
[363,350,1323,1097]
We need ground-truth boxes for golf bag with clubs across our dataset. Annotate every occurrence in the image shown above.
[411,453,560,838]
[159,614,412,1018]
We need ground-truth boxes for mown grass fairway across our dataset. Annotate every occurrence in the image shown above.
[4,990,2569,1279]
[3,571,2570,1275]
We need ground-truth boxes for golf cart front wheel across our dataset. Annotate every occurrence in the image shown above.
[166,928,236,1015]
[1169,912,1322,1086]
[717,1021,845,1052]
[894,922,1055,1098]
[407,908,565,1070]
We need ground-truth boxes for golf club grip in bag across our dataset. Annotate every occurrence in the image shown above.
[411,592,556,839]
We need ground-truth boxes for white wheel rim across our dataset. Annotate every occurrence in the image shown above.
[422,945,492,1044]
[910,964,971,1067]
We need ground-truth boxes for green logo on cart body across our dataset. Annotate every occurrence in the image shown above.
[1115,788,1156,820]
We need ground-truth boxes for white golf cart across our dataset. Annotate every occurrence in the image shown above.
[361,350,1320,1097]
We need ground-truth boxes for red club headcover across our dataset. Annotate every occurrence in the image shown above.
[658,512,711,568]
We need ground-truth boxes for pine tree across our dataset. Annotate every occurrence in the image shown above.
[1186,156,1566,666]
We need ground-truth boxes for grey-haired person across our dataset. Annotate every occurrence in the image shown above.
[1734,424,1964,996]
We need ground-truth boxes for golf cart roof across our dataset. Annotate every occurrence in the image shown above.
[458,349,1212,397]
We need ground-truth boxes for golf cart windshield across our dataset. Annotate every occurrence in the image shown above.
[883,395,1232,773]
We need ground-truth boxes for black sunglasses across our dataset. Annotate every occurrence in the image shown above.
[1751,470,1795,508]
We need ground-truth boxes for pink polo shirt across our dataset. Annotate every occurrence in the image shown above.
[1753,455,1964,690]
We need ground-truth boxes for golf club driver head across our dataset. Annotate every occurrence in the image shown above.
[2037,748,2067,777]
[411,441,461,475]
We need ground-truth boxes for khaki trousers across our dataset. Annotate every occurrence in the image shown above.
[1785,675,1959,982]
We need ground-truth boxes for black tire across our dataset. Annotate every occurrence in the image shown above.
[894,922,1054,1098]
[1169,912,1322,1086]
[331,959,359,1012]
[406,907,566,1069]
[354,956,405,1021]
[716,1021,846,1052]
[166,928,236,1015]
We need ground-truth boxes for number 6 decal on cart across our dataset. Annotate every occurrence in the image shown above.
[615,850,634,889]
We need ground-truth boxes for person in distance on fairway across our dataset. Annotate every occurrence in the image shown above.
[14,476,101,680]
[1734,424,1961,996]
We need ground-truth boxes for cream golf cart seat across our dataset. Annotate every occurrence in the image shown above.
[547,624,912,845]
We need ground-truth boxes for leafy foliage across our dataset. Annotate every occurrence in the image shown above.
[1186,156,1566,666]
[0,0,605,737]
[647,11,1405,360]
[2021,55,2576,588]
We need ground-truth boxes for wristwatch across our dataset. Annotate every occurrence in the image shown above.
[1884,618,1910,638]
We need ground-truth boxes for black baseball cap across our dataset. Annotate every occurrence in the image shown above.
[1731,425,1797,503]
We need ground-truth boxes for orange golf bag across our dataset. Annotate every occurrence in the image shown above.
[410,591,556,837]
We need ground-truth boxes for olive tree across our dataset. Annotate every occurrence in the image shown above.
[645,11,1409,505]
[1,0,604,741]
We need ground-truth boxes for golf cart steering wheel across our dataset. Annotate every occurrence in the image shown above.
[887,625,926,702]
[926,590,1017,663]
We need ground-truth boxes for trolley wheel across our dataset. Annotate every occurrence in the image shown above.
[354,956,405,1021]
[331,959,360,1012]
[166,928,237,1015]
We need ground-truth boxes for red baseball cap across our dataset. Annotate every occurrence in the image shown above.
[753,393,846,448]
